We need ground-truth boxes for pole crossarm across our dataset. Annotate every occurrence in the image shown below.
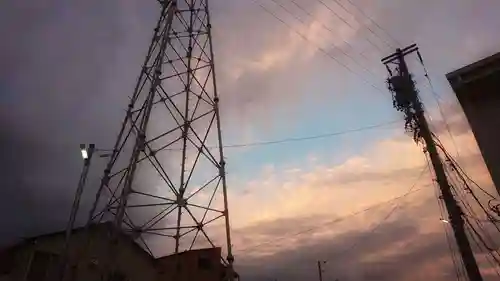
[382,45,484,281]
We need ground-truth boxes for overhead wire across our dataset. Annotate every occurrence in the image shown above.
[313,0,385,53]
[433,136,500,273]
[333,166,428,256]
[250,0,391,99]
[333,0,402,47]
[435,134,500,248]
[434,136,496,199]
[281,0,500,272]
[235,166,430,253]
[159,119,401,152]
[236,1,497,276]
[448,175,500,277]
[417,52,461,159]
[223,119,400,148]
[449,174,500,254]
[284,0,379,77]
[465,215,500,264]
[463,216,500,276]
[322,0,394,51]
[453,170,500,236]
[334,0,447,94]
[425,149,466,280]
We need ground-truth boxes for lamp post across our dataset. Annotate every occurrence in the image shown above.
[58,144,96,280]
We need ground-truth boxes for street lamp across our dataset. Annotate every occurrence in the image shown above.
[59,144,97,280]
[59,144,115,280]
[80,144,89,160]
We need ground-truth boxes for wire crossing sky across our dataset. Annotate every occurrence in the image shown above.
[1,0,500,280]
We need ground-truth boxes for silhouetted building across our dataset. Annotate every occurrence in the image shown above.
[0,223,157,281]
[157,248,228,281]
[0,223,235,281]
[447,52,500,194]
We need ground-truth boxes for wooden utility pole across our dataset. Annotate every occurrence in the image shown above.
[382,44,483,281]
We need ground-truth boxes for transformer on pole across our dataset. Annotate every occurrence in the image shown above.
[382,44,483,281]
[80,0,234,279]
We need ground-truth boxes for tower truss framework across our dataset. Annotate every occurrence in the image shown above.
[85,0,233,268]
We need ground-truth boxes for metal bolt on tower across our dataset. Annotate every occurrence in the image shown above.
[84,0,234,277]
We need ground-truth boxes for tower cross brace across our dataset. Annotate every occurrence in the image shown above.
[79,0,235,279]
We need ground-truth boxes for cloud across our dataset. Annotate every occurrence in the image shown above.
[0,0,157,244]
[233,195,456,281]
[232,185,498,281]
[218,114,495,279]
[211,0,373,140]
[225,135,426,228]
[1,2,500,280]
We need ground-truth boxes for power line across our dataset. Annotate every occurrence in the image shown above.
[426,152,466,281]
[450,176,500,255]
[159,119,400,152]
[275,0,380,79]
[464,217,500,277]
[437,134,500,246]
[314,0,385,53]
[333,0,402,47]
[251,0,391,98]
[334,166,428,255]
[438,142,500,274]
[223,119,400,148]
[448,166,500,239]
[235,175,429,253]
[416,52,461,159]
[434,137,496,199]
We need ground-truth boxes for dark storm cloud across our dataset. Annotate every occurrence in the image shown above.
[1,3,499,281]
[0,0,286,246]
[0,0,157,244]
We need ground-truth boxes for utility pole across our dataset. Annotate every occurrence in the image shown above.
[382,44,483,281]
[317,260,325,281]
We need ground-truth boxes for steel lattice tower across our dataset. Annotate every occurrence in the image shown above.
[84,0,234,274]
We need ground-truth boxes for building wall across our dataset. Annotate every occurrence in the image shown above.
[69,226,157,281]
[156,248,224,281]
[457,81,500,190]
[0,225,158,281]
[0,225,230,281]
[447,53,500,195]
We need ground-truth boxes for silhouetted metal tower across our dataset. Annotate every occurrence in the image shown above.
[382,44,483,281]
[83,0,234,278]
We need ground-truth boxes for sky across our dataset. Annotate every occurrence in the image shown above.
[1,0,500,280]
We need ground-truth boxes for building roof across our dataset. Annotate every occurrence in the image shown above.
[447,52,500,87]
[1,222,155,263]
[23,222,111,242]
[2,222,224,265]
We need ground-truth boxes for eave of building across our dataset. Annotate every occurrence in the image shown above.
[447,52,500,87]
